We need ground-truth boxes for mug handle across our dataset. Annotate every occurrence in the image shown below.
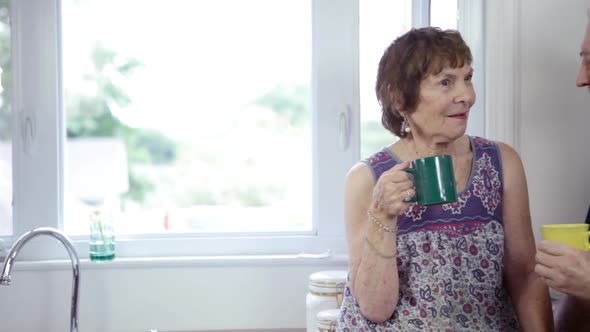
[403,167,417,203]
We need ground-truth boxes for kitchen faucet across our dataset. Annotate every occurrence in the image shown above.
[1,227,80,332]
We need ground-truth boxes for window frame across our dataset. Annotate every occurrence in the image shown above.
[4,0,484,260]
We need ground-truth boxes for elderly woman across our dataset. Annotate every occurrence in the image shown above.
[337,27,553,331]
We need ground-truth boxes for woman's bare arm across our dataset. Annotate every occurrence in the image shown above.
[344,161,413,323]
[500,142,554,331]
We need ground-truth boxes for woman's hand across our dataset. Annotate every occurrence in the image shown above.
[535,240,590,300]
[370,160,415,219]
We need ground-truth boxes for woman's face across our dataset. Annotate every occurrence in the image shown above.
[407,64,476,143]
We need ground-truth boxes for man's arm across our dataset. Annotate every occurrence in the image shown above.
[554,294,590,331]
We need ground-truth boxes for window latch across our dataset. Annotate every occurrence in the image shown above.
[338,106,351,150]
[19,110,37,155]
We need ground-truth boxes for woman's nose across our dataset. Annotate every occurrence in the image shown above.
[576,60,589,87]
[454,83,476,105]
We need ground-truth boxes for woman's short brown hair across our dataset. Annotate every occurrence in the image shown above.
[376,27,472,137]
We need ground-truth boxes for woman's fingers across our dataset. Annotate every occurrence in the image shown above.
[391,160,412,171]
[371,161,417,216]
[384,168,412,184]
[392,179,414,192]
[398,187,415,202]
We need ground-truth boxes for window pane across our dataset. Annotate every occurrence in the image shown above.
[359,0,411,158]
[62,0,311,235]
[0,0,11,236]
[430,0,458,30]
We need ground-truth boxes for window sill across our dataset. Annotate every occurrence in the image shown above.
[3,252,349,271]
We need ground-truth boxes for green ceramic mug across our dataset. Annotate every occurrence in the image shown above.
[405,154,457,206]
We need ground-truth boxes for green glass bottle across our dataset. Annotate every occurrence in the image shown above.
[89,209,116,261]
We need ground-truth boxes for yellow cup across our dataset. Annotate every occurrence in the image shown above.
[541,224,590,250]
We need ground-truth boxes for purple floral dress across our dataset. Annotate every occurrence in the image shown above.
[337,136,520,332]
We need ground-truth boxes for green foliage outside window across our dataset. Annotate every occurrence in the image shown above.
[66,44,178,203]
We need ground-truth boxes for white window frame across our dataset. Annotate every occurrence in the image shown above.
[458,0,486,138]
[5,0,484,260]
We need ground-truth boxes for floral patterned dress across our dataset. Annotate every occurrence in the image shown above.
[337,136,520,332]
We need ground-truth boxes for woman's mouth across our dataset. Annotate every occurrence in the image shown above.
[448,112,468,119]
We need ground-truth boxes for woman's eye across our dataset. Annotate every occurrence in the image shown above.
[441,79,450,86]
[465,74,473,81]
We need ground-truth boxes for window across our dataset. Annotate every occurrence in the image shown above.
[4,0,483,259]
[359,0,411,158]
[61,0,313,237]
[0,0,10,237]
[430,0,458,30]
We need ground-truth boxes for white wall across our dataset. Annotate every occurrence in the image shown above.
[0,257,347,332]
[517,0,590,240]
[3,1,590,331]
[486,0,590,239]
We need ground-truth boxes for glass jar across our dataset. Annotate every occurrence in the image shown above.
[89,209,115,261]
[306,270,347,332]
[316,308,340,332]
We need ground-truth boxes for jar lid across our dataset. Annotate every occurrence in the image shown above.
[308,270,348,288]
[316,308,340,329]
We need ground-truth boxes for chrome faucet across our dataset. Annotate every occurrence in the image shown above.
[1,227,80,332]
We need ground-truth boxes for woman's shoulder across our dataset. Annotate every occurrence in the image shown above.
[470,135,499,149]
[344,161,375,199]
[346,161,372,180]
[496,141,524,169]
[483,138,521,160]
[492,141,526,186]
[470,136,521,163]
[364,147,396,166]
[357,147,398,182]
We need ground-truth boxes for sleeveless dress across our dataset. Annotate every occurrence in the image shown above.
[337,136,520,332]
